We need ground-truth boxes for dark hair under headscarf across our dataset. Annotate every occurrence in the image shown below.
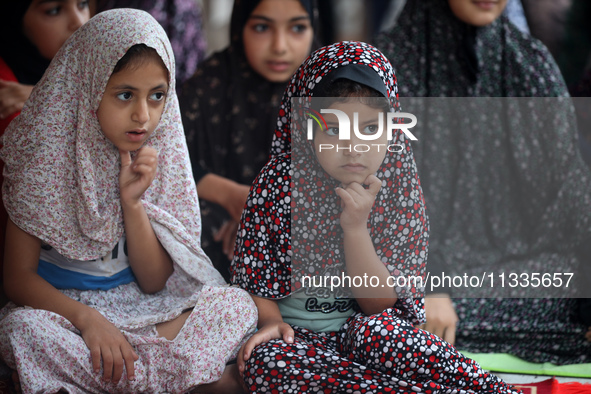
[179,0,318,281]
[0,1,52,85]
[230,0,317,55]
[231,41,429,325]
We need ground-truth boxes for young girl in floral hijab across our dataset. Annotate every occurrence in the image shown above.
[231,40,522,394]
[0,9,256,393]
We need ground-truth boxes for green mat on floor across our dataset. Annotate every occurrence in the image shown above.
[461,352,591,378]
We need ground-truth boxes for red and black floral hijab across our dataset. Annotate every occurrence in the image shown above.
[271,41,401,156]
[232,41,428,324]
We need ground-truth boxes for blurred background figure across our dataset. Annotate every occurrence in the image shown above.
[375,0,591,365]
[556,0,591,167]
[520,0,572,60]
[0,0,90,128]
[0,0,91,305]
[178,0,317,282]
[502,0,529,33]
[96,0,207,87]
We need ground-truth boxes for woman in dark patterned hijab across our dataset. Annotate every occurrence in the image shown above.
[375,0,591,365]
[179,0,317,281]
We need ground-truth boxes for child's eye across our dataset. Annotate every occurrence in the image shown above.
[78,0,90,10]
[252,23,269,33]
[291,23,309,34]
[116,92,132,101]
[150,92,166,101]
[325,127,339,136]
[362,125,380,135]
[45,6,61,16]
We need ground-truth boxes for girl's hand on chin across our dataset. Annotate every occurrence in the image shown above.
[335,174,382,232]
[119,147,158,206]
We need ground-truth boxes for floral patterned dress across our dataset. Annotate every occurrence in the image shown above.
[0,9,256,393]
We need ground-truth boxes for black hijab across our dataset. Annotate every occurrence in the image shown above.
[179,0,318,281]
[0,1,52,85]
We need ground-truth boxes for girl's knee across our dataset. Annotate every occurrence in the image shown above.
[0,309,73,345]
[0,309,45,333]
[349,313,430,358]
[356,313,410,340]
[245,337,303,372]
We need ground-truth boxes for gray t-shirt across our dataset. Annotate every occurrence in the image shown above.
[277,292,356,332]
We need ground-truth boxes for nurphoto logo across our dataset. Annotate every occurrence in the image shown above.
[305,107,418,153]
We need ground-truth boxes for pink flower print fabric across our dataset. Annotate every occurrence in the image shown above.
[0,9,257,392]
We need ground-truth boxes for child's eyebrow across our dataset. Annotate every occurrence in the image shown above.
[151,83,169,91]
[248,15,310,23]
[110,83,168,91]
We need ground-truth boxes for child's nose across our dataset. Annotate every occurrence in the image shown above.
[271,30,288,55]
[341,138,362,157]
[69,7,88,32]
[133,101,150,124]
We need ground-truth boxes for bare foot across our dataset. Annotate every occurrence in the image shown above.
[192,364,245,394]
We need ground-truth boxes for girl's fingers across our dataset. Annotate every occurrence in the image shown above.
[89,344,102,374]
[122,347,138,381]
[131,163,157,178]
[242,328,276,363]
[344,177,381,200]
[107,344,135,383]
[335,187,355,205]
[280,324,295,343]
[241,335,258,362]
[111,350,125,382]
[365,175,382,196]
[101,347,114,381]
[120,147,158,171]
[336,186,369,211]
[133,155,158,168]
[238,335,258,375]
[135,146,158,159]
[119,149,132,168]
[343,185,365,201]
[237,344,247,376]
[346,181,366,193]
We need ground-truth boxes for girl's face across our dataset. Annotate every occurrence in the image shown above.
[22,0,90,60]
[313,100,388,187]
[243,0,313,83]
[448,0,508,26]
[97,58,169,152]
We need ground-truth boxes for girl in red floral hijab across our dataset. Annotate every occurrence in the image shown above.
[231,40,522,394]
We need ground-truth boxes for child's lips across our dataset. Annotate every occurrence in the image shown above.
[126,129,147,142]
[267,61,291,73]
[472,0,498,9]
[341,163,366,172]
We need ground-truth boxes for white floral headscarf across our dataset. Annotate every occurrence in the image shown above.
[1,9,216,282]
